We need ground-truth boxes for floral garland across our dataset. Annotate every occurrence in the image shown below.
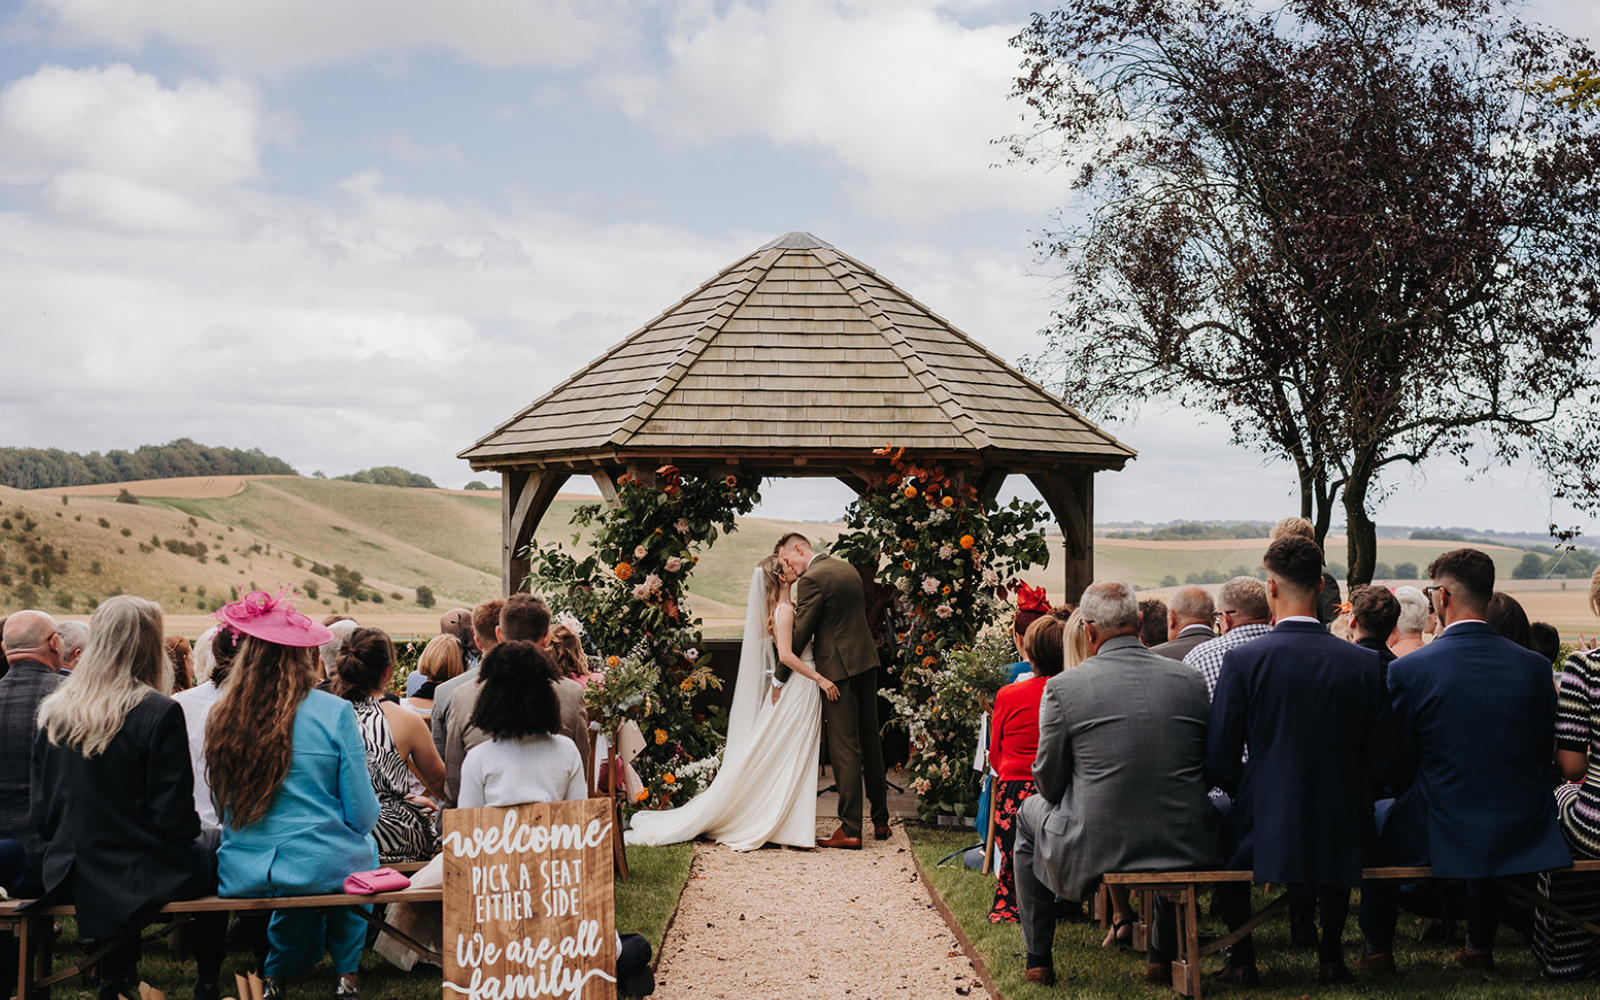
[831,446,1050,821]
[529,465,761,810]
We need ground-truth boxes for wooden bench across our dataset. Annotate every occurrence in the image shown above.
[1101,859,1600,1000]
[0,887,444,1000]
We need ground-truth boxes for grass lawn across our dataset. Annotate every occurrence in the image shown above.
[909,826,1590,1000]
[40,842,693,1000]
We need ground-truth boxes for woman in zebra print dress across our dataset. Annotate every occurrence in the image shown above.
[334,629,446,863]
[1536,568,1600,979]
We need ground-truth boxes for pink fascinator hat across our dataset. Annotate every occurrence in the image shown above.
[213,588,332,648]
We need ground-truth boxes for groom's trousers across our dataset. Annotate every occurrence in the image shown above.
[822,667,889,838]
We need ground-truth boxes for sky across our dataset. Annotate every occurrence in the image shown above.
[0,0,1595,536]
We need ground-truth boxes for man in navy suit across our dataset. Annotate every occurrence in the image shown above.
[1357,548,1569,973]
[1205,536,1388,984]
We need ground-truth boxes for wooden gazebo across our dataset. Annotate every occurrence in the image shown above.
[460,232,1135,599]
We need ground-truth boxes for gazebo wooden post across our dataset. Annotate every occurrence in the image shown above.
[1027,469,1095,605]
[501,469,569,594]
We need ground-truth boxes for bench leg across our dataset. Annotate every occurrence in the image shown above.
[1167,886,1202,1000]
[13,918,28,1000]
[32,920,49,1000]
[1131,888,1151,954]
[1093,882,1108,927]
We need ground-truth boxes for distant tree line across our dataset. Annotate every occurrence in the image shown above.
[1108,521,1274,541]
[334,466,438,489]
[0,439,297,490]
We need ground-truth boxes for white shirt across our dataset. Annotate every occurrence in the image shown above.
[1443,617,1488,632]
[172,680,223,831]
[458,733,586,808]
[1276,615,1322,625]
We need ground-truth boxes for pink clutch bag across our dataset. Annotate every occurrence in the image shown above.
[342,867,411,895]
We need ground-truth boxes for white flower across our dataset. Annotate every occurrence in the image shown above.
[631,573,664,600]
[896,577,912,593]
[935,604,954,618]
[921,576,939,595]
[632,582,650,600]
[555,612,584,638]
[938,544,954,560]
[664,556,683,572]
[675,518,690,534]
[634,544,648,559]
[982,568,1000,587]
[685,648,700,662]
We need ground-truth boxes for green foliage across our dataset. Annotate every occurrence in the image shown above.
[335,466,438,488]
[830,448,1050,820]
[1513,551,1548,579]
[1107,521,1271,541]
[1393,561,1418,579]
[415,584,436,608]
[463,480,492,490]
[0,438,297,490]
[1409,529,1469,541]
[1534,68,1600,111]
[114,489,139,505]
[530,466,762,808]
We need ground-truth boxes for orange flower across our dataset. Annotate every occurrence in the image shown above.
[725,475,739,487]
[663,773,676,785]
[903,486,917,499]
[615,561,634,580]
[902,540,915,551]
[901,560,913,570]
[941,495,954,508]
[923,631,935,641]
[654,729,668,745]
[886,473,902,487]
[959,535,975,550]
[679,678,693,691]
[921,655,937,668]
[941,585,951,595]
[635,789,649,802]
[606,655,620,669]
[914,645,925,656]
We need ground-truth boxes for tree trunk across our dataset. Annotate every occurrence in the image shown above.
[1342,477,1378,588]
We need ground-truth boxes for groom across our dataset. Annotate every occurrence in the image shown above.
[775,532,890,848]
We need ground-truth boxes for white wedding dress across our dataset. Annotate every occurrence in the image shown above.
[625,567,821,851]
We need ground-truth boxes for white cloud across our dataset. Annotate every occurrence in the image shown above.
[603,1,1058,222]
[18,0,634,73]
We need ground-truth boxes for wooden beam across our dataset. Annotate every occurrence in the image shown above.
[591,469,621,505]
[1027,469,1095,605]
[974,467,1008,507]
[836,474,869,496]
[502,469,569,594]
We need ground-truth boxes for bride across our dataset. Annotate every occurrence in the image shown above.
[625,554,839,850]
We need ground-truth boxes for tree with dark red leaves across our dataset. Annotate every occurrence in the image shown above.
[1005,0,1600,584]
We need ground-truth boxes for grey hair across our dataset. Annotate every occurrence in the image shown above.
[1,610,57,654]
[192,625,218,684]
[37,596,170,757]
[1220,577,1270,623]
[1079,581,1141,632]
[1393,586,1428,634]
[54,620,90,660]
[1168,586,1215,624]
[319,619,359,677]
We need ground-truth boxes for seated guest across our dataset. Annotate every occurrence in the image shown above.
[1151,586,1216,661]
[404,633,464,718]
[1137,597,1168,648]
[987,613,1068,924]
[1348,585,1400,684]
[1487,591,1534,650]
[459,641,586,808]
[1359,549,1570,974]
[430,599,502,760]
[0,610,64,894]
[174,626,241,832]
[1012,582,1215,985]
[1530,621,1562,665]
[315,618,359,690]
[334,628,445,863]
[205,591,379,1000]
[1183,577,1270,701]
[1005,583,1053,683]
[548,620,600,686]
[55,620,89,674]
[29,597,222,1000]
[1207,537,1387,984]
[1389,586,1429,656]
[1537,566,1600,977]
[166,634,193,692]
[1272,517,1342,624]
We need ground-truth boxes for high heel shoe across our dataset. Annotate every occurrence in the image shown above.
[1101,916,1134,949]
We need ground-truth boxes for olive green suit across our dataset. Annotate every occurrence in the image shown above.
[779,553,888,838]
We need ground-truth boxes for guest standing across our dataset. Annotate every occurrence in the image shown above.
[987,613,1068,923]
[29,596,222,1000]
[333,628,445,862]
[205,591,379,1000]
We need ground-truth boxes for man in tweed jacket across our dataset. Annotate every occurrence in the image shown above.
[0,611,65,895]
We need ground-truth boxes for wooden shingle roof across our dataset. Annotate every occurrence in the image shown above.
[461,232,1135,472]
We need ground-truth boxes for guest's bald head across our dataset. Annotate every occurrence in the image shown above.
[440,608,472,644]
[2,610,61,669]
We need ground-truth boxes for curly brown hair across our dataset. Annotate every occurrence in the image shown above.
[205,634,320,828]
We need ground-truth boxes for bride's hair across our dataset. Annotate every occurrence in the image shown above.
[759,554,786,637]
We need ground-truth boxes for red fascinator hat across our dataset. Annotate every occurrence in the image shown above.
[1013,581,1052,635]
[213,588,332,648]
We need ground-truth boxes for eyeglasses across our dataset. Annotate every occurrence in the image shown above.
[1423,585,1449,600]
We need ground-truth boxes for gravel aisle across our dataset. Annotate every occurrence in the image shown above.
[651,821,985,999]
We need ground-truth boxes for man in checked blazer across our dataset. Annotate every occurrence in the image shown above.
[775,533,888,848]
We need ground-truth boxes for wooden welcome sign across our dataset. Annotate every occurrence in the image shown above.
[442,799,617,1000]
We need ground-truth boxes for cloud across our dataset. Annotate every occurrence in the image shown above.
[602,1,1059,222]
[18,0,634,73]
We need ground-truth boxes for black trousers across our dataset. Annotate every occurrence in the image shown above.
[1216,882,1350,965]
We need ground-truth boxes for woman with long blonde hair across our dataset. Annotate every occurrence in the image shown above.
[205,591,378,1000]
[627,554,838,850]
[30,595,222,1000]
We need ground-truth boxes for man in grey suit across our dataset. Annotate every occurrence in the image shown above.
[0,611,65,895]
[776,533,888,848]
[1013,581,1217,985]
[1151,585,1216,660]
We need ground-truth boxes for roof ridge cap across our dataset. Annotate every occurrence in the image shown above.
[812,247,994,452]
[821,245,1136,459]
[606,246,785,447]
[458,244,765,460]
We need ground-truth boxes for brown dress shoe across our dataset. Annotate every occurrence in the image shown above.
[1355,951,1397,975]
[1455,948,1495,972]
[1023,965,1056,985]
[1145,961,1171,984]
[817,828,862,849]
[873,824,891,841]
